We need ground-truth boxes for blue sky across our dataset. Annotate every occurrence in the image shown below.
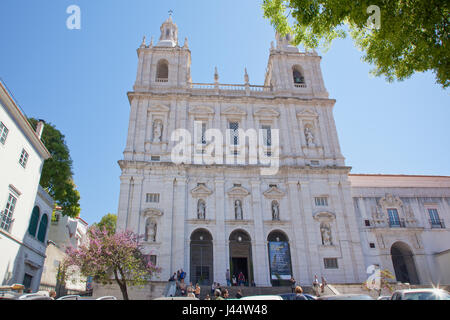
[1,0,448,225]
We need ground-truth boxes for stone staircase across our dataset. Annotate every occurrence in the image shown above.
[199,285,314,299]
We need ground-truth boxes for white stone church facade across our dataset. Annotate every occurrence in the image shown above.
[117,17,450,288]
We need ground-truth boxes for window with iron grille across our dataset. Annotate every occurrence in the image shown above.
[229,122,239,145]
[324,258,338,269]
[146,193,160,203]
[262,125,272,147]
[201,123,207,145]
[0,121,8,145]
[19,149,29,168]
[315,197,328,206]
[1,193,17,232]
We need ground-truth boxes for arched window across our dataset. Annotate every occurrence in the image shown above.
[156,59,169,81]
[37,214,48,243]
[28,206,40,237]
[292,66,305,84]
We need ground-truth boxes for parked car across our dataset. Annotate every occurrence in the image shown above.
[390,288,450,300]
[57,295,81,300]
[96,296,117,300]
[317,294,374,300]
[0,284,25,300]
[57,295,118,300]
[17,293,54,300]
[240,295,284,300]
[377,295,392,300]
[154,296,199,300]
[278,293,317,300]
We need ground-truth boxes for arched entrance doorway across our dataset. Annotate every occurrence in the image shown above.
[229,230,253,286]
[391,241,420,284]
[190,229,213,285]
[267,230,293,286]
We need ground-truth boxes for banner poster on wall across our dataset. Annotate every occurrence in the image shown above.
[268,242,292,280]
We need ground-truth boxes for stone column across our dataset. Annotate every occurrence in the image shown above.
[286,180,309,284]
[328,180,358,282]
[340,180,367,282]
[172,177,187,275]
[124,98,139,160]
[299,180,321,284]
[213,178,227,285]
[161,176,175,279]
[129,176,144,235]
[117,175,132,231]
[250,179,271,286]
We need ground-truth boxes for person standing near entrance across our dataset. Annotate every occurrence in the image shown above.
[312,275,320,296]
[226,269,231,286]
[290,277,296,293]
[238,272,245,286]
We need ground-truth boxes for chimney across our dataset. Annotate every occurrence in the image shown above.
[35,120,45,140]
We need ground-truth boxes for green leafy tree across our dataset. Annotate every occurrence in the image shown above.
[93,213,117,235]
[28,118,81,217]
[262,0,449,88]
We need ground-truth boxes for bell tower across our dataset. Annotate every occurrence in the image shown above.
[133,15,191,91]
[264,33,329,98]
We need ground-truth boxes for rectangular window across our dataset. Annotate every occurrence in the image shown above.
[262,125,272,147]
[19,149,29,168]
[324,258,338,269]
[151,156,160,162]
[146,193,160,203]
[201,123,207,145]
[315,197,328,206]
[428,208,443,228]
[1,193,17,232]
[387,208,400,226]
[0,121,8,145]
[229,122,239,146]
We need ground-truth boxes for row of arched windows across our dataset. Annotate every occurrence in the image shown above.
[28,206,48,243]
[155,60,306,87]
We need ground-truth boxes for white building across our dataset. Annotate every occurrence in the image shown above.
[116,17,450,288]
[0,80,53,291]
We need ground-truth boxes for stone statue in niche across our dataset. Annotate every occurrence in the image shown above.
[235,200,243,220]
[153,120,163,143]
[145,219,157,242]
[304,126,316,147]
[272,201,280,221]
[197,200,206,220]
[320,222,333,246]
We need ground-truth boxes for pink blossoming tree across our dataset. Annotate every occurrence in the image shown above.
[64,227,160,300]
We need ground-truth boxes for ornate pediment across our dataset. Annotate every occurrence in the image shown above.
[188,106,215,118]
[254,107,280,119]
[191,184,213,198]
[221,106,247,118]
[313,211,336,222]
[227,186,250,198]
[296,109,319,119]
[263,186,285,199]
[379,194,403,208]
[148,104,170,113]
[142,208,163,217]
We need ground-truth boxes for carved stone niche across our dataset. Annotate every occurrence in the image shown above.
[313,212,336,247]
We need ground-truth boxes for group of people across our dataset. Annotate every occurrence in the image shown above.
[225,269,254,287]
[289,274,328,297]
